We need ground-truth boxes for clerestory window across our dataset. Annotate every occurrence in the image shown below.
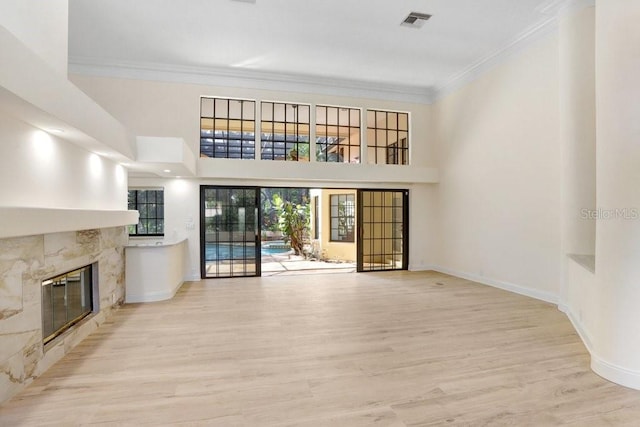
[366,110,409,165]
[201,97,256,159]
[261,102,310,161]
[316,105,361,163]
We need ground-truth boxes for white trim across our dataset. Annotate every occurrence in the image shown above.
[125,281,183,303]
[424,265,559,304]
[68,0,595,107]
[414,264,640,391]
[68,57,435,105]
[559,305,640,391]
[557,303,594,352]
[592,355,640,391]
[409,263,432,272]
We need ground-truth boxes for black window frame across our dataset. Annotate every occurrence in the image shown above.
[200,97,256,159]
[128,188,165,237]
[330,194,355,242]
[260,102,310,161]
[316,105,361,163]
[313,195,320,240]
[366,109,409,165]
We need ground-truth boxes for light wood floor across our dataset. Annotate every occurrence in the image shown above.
[2,271,640,426]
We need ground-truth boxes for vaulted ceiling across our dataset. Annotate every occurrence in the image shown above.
[68,0,566,102]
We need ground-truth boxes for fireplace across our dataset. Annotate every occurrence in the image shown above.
[0,224,130,405]
[41,263,98,344]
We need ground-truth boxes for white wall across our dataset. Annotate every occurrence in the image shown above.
[0,114,127,210]
[557,4,598,378]
[0,0,69,75]
[559,6,596,257]
[69,75,436,169]
[129,177,435,280]
[432,35,562,302]
[70,75,440,276]
[591,0,640,389]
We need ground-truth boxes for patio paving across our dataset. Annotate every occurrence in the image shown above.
[261,251,356,276]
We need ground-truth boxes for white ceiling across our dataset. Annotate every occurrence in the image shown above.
[68,0,566,101]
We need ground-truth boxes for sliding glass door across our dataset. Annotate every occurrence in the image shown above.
[200,186,260,278]
[357,189,408,272]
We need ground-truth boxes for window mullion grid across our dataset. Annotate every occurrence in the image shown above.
[240,101,245,159]
[225,103,230,159]
[247,102,252,160]
[345,111,349,162]
[255,101,261,160]
[339,108,344,162]
[325,107,329,162]
[309,104,316,163]
[372,111,377,164]
[295,106,299,161]
[373,113,378,164]
[386,112,391,165]
[336,108,341,163]
[216,99,219,158]
[321,107,327,162]
[271,107,276,161]
[240,101,245,160]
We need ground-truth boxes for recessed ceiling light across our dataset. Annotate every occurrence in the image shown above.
[401,12,432,29]
[46,128,64,134]
[163,169,172,173]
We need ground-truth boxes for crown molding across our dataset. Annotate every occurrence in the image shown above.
[68,57,435,105]
[431,14,560,101]
[431,0,597,102]
[68,0,594,107]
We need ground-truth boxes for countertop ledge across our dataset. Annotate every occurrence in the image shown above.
[126,238,188,248]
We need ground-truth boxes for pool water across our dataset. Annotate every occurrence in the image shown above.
[205,243,290,260]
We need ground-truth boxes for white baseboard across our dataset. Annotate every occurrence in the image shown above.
[559,302,640,391]
[425,265,558,305]
[125,281,183,303]
[409,263,433,272]
[426,266,640,391]
[591,355,640,391]
[557,303,594,352]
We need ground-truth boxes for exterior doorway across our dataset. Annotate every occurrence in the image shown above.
[200,186,260,278]
[200,186,408,278]
[357,189,409,272]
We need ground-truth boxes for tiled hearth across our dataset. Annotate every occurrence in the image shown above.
[0,227,127,404]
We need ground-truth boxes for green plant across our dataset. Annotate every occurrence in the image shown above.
[272,193,310,256]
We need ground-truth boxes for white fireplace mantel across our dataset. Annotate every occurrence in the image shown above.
[0,207,139,239]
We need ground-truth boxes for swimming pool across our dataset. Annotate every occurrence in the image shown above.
[205,243,290,260]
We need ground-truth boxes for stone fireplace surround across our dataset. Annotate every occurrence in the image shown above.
[0,226,127,404]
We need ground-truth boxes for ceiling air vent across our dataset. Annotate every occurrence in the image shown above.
[401,12,432,29]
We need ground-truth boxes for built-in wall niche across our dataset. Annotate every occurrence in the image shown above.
[41,263,99,344]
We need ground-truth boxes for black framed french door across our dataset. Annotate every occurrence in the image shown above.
[357,189,409,272]
[200,186,260,278]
